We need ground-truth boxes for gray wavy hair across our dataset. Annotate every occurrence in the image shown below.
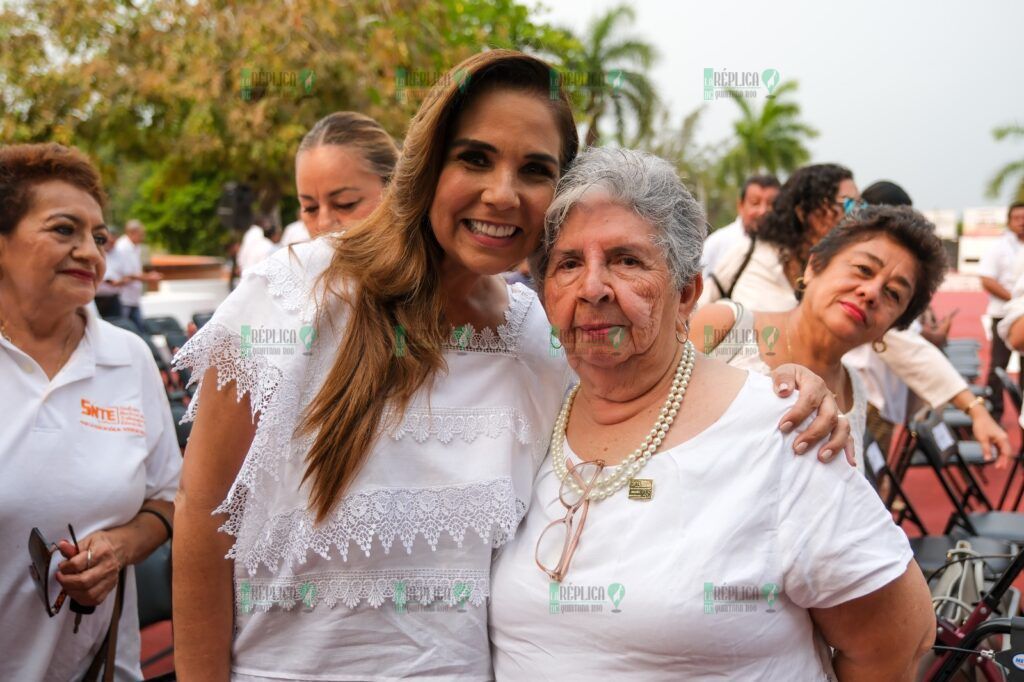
[530,147,707,294]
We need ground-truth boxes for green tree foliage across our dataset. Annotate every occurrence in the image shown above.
[718,80,818,189]
[642,105,734,229]
[567,5,658,147]
[0,0,578,253]
[987,123,1024,202]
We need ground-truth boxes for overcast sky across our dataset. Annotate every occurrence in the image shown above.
[537,0,1024,215]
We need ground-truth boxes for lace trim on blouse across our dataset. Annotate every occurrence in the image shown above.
[249,248,318,322]
[172,255,535,573]
[385,405,533,445]
[236,568,490,612]
[440,283,533,355]
[234,478,527,575]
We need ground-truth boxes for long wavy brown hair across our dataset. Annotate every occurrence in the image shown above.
[299,50,579,522]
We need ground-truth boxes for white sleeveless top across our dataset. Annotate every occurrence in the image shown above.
[706,300,867,474]
[174,237,573,681]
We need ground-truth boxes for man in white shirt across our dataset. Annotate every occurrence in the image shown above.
[979,201,1024,419]
[95,228,124,319]
[235,221,281,276]
[281,219,311,247]
[701,174,780,288]
[114,220,161,333]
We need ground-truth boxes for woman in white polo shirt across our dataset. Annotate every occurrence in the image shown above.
[0,143,181,681]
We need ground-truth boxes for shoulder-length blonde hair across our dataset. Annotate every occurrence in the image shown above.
[299,50,579,522]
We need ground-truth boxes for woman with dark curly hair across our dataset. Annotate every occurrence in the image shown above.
[696,206,947,470]
[700,164,1012,464]
[703,163,858,309]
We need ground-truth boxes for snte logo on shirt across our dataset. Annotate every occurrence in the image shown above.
[80,399,146,437]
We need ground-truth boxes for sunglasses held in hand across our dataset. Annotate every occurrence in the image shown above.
[27,524,96,632]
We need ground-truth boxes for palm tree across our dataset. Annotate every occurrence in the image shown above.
[718,80,818,188]
[571,5,658,147]
[643,104,733,228]
[987,123,1024,201]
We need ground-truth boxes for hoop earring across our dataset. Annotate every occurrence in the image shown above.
[676,319,690,345]
[872,338,887,353]
[795,276,806,293]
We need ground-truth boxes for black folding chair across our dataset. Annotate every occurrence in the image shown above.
[903,409,996,512]
[869,431,1016,577]
[192,312,214,330]
[864,434,928,536]
[914,410,1024,544]
[143,316,184,336]
[144,316,189,353]
[995,367,1024,511]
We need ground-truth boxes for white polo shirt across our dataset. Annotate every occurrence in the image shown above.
[0,307,181,681]
[113,235,144,307]
[978,231,1024,317]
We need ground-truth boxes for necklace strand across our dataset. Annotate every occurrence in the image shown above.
[0,309,80,373]
[551,340,696,500]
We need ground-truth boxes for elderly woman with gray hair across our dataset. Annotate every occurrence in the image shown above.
[488,148,934,680]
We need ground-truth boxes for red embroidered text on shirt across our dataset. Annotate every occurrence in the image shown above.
[79,399,146,437]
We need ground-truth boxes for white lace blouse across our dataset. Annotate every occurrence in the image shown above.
[174,237,572,681]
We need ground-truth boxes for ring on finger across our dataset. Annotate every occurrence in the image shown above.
[86,549,92,569]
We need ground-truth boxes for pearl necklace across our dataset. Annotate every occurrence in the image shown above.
[551,340,696,500]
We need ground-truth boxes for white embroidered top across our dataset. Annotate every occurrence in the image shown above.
[174,237,572,681]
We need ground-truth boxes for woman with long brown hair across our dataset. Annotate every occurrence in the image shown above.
[172,51,847,680]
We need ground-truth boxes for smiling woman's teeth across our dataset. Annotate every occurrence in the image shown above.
[466,219,517,238]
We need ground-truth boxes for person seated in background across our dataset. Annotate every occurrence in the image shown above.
[491,147,935,681]
[701,173,780,292]
[700,165,1012,463]
[695,206,949,471]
